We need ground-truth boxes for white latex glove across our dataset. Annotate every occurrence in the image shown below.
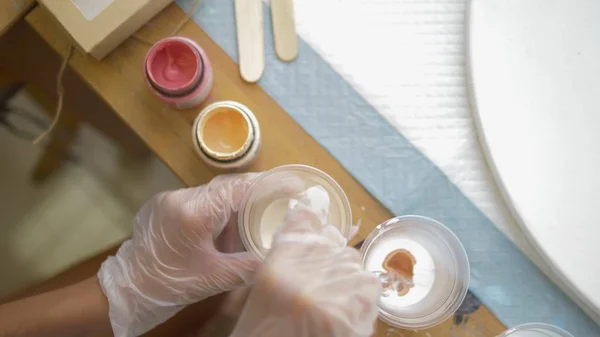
[98,173,260,337]
[229,203,382,337]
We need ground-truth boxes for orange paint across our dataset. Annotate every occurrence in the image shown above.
[202,107,249,154]
[383,249,416,296]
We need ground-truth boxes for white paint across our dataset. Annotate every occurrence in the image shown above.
[71,0,114,20]
[289,186,330,224]
[239,165,352,260]
[258,186,331,249]
[468,0,600,321]
[259,198,290,249]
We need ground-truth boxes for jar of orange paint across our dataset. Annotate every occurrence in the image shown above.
[145,37,213,109]
[192,101,261,170]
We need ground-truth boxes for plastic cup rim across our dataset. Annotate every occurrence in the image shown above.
[499,323,574,337]
[360,215,470,330]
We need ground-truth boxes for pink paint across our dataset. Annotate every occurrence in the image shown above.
[145,37,213,109]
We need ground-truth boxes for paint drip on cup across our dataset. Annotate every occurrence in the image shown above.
[144,36,213,109]
[192,101,261,170]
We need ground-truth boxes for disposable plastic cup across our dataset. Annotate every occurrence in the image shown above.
[238,164,353,260]
[360,215,470,330]
[498,323,574,337]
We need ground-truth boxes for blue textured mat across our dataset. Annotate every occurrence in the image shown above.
[176,0,599,334]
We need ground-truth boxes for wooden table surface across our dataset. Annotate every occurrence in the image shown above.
[24,4,506,336]
[0,0,34,37]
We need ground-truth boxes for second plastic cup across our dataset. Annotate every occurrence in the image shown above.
[360,215,470,330]
[498,323,574,337]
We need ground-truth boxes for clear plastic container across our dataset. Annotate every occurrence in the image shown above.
[498,323,574,337]
[238,165,353,260]
[360,215,470,330]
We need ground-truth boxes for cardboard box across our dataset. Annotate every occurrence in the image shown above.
[38,0,173,60]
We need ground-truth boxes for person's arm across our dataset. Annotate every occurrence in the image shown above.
[0,173,261,337]
[0,277,111,337]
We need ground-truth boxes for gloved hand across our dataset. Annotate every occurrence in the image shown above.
[229,203,382,337]
[98,173,260,337]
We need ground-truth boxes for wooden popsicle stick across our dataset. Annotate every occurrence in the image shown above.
[271,0,298,62]
[235,0,265,83]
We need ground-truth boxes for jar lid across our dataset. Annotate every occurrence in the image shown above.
[360,215,470,329]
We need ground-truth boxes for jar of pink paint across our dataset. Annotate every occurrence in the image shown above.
[144,37,213,109]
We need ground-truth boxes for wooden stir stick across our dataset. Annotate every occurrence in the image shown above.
[235,0,265,83]
[271,0,298,62]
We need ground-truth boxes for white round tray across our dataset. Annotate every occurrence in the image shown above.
[468,0,600,322]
